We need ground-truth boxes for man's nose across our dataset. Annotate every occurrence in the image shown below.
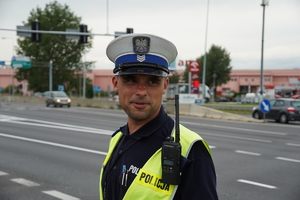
[136,82,147,95]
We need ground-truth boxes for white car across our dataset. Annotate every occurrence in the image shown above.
[44,91,71,107]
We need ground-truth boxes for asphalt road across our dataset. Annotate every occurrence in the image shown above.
[0,102,299,200]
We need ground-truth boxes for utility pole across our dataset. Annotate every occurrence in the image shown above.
[260,0,269,99]
[49,61,52,91]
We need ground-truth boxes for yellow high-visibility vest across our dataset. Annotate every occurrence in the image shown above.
[99,124,211,200]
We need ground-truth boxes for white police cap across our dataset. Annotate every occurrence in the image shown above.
[106,33,177,77]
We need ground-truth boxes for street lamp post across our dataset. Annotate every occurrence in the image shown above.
[212,73,217,102]
[1,37,14,96]
[201,0,210,104]
[260,0,269,99]
[83,54,86,99]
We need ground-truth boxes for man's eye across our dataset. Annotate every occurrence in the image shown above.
[124,78,136,83]
[149,79,160,84]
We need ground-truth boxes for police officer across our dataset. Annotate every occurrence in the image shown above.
[99,33,218,200]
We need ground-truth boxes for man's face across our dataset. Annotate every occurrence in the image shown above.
[112,74,169,123]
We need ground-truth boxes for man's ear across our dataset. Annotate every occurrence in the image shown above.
[163,78,169,94]
[112,76,119,93]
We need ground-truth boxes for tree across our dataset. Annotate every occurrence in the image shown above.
[15,1,94,93]
[168,72,181,83]
[183,44,232,88]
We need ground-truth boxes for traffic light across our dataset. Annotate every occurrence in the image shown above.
[79,24,88,44]
[126,28,134,34]
[31,21,41,42]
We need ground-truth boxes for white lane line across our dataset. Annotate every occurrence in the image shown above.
[209,146,216,149]
[11,178,40,187]
[0,133,107,156]
[0,114,112,135]
[286,143,300,147]
[200,132,272,143]
[0,171,9,176]
[235,150,261,156]
[182,121,287,135]
[237,179,277,189]
[275,157,300,163]
[43,190,80,200]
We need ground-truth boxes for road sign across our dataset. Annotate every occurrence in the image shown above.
[194,98,202,104]
[93,86,101,92]
[260,99,271,113]
[11,61,31,68]
[16,25,31,37]
[0,87,3,92]
[178,84,189,94]
[66,28,80,40]
[0,61,5,65]
[11,56,31,68]
[58,85,64,91]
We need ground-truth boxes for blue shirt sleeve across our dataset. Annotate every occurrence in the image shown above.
[174,140,219,200]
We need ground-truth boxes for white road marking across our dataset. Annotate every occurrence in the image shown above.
[182,121,287,135]
[237,179,277,189]
[0,171,8,176]
[11,178,40,187]
[275,157,300,163]
[43,190,80,200]
[0,114,112,135]
[209,146,216,149]
[286,143,300,147]
[200,132,272,143]
[235,150,261,156]
[0,132,107,156]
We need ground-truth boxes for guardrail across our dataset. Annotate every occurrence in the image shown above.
[202,104,255,111]
[2,95,257,111]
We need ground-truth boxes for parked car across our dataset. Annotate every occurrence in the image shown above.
[44,91,71,107]
[215,97,230,102]
[33,92,43,98]
[252,98,300,123]
[112,95,119,102]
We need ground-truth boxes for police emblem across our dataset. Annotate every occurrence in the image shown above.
[133,36,150,54]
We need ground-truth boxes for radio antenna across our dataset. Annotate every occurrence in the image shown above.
[175,94,180,143]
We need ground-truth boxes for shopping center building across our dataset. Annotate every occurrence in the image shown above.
[0,68,299,95]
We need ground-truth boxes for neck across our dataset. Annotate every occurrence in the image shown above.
[127,108,161,134]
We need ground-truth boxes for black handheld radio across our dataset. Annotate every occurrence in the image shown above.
[161,94,181,185]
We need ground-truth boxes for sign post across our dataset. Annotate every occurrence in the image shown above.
[260,99,271,123]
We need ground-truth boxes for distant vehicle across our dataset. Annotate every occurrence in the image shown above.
[33,92,43,98]
[199,84,211,103]
[274,86,300,99]
[215,97,230,102]
[252,98,300,123]
[241,93,264,104]
[44,91,71,107]
[112,95,119,102]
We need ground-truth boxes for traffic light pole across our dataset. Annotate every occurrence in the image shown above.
[0,28,126,37]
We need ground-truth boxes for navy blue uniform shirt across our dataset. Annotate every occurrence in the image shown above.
[101,107,218,200]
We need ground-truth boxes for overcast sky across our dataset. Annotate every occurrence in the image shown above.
[0,0,299,71]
